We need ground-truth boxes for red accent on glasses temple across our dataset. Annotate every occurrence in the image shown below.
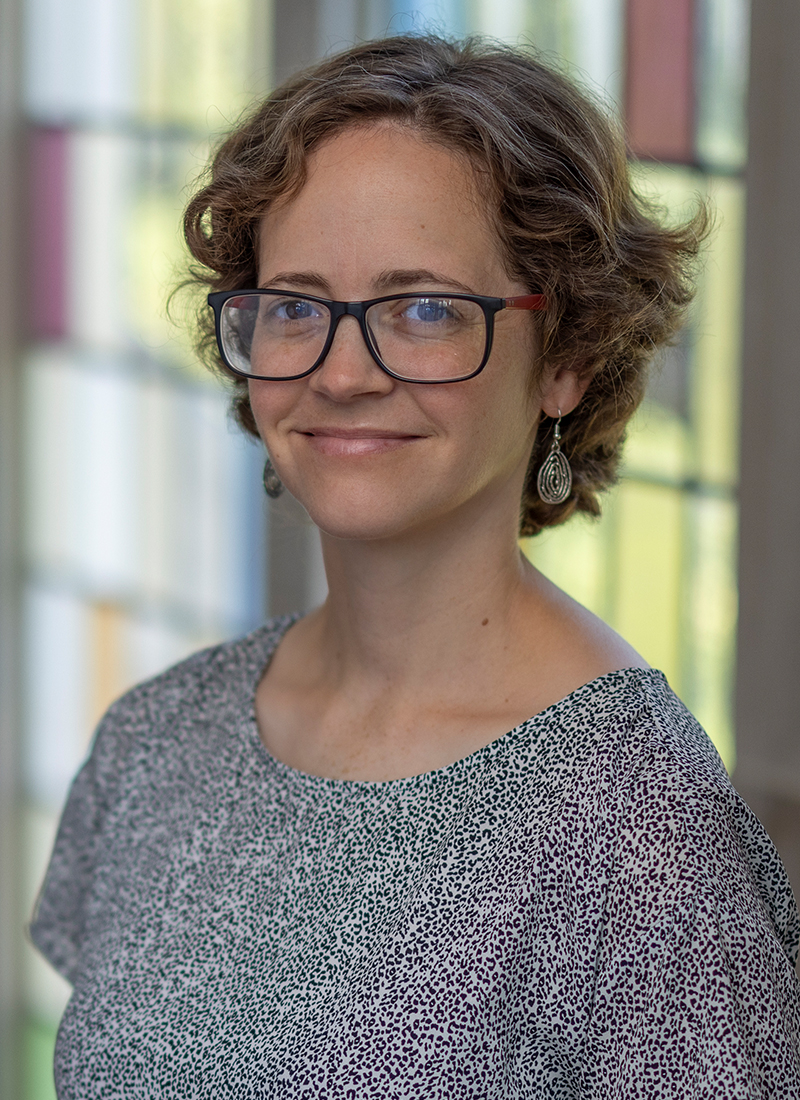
[503,294,547,310]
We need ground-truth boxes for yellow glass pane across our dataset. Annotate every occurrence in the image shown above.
[626,164,743,490]
[623,162,703,483]
[138,0,264,127]
[124,139,217,383]
[681,495,738,769]
[629,161,705,227]
[521,508,611,623]
[692,176,743,486]
[526,482,684,691]
[624,401,691,483]
[609,480,685,690]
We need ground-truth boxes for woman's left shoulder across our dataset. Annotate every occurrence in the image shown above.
[580,667,800,969]
[570,670,800,1094]
[574,664,731,796]
[622,669,733,790]
[547,664,728,804]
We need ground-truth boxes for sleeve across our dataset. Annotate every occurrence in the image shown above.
[26,632,247,987]
[580,746,800,1099]
[28,708,123,985]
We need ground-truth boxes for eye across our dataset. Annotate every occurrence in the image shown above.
[268,297,324,322]
[256,296,329,337]
[402,297,458,324]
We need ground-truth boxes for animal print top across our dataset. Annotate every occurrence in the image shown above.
[32,616,800,1098]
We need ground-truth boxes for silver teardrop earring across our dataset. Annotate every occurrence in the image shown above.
[262,455,284,499]
[536,410,573,505]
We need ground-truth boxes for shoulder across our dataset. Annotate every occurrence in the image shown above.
[84,616,294,788]
[573,669,800,968]
[29,617,294,983]
[568,676,800,1090]
[579,667,730,796]
[105,615,292,718]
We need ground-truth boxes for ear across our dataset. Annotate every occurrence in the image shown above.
[538,363,592,419]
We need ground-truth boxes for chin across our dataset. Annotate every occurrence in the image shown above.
[304,501,424,543]
[288,481,445,544]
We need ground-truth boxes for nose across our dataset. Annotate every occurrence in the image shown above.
[308,313,395,400]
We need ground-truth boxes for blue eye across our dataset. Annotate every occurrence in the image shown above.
[407,298,455,324]
[274,298,321,321]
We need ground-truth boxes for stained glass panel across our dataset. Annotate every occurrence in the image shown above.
[15,2,748,1095]
[384,0,746,771]
[18,2,267,1096]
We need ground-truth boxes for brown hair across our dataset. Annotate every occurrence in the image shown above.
[183,34,708,536]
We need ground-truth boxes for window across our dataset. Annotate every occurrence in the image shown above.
[12,2,748,1094]
[19,2,270,1092]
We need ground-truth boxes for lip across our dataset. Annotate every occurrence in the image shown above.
[297,426,424,457]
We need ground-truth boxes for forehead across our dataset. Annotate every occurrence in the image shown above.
[256,124,511,291]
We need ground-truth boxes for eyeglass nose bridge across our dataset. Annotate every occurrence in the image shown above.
[311,299,392,379]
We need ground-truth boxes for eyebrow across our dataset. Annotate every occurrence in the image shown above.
[373,269,478,295]
[259,269,479,297]
[259,272,331,294]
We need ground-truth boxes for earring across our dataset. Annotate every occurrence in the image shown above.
[536,411,572,505]
[262,456,284,499]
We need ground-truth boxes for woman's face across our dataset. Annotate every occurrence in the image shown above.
[250,123,552,543]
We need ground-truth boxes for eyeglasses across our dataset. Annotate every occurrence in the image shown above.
[207,289,547,384]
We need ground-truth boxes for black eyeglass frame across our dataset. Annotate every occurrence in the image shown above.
[207,289,548,384]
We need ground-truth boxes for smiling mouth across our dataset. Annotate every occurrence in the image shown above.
[299,428,423,455]
[303,428,420,438]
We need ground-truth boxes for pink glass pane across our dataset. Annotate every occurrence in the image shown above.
[28,128,69,339]
[625,0,695,163]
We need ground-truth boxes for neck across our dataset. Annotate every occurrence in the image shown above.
[307,490,541,702]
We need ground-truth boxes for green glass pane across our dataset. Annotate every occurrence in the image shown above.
[466,0,623,108]
[22,1015,58,1100]
[610,480,685,690]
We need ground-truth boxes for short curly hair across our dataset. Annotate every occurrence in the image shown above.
[183,34,708,536]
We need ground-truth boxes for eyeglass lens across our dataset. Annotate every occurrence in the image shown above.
[219,294,488,382]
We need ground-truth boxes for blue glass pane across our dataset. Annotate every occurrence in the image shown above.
[24,0,136,123]
[23,583,91,809]
[696,0,749,170]
[390,0,467,37]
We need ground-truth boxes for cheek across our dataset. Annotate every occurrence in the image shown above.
[482,354,541,453]
[247,381,294,446]
[447,379,539,478]
[246,385,269,445]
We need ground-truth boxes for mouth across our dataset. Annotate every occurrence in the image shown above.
[298,426,424,456]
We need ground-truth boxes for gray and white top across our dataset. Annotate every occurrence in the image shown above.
[32,616,800,1098]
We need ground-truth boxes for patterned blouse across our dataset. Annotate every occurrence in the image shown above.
[32,616,800,1098]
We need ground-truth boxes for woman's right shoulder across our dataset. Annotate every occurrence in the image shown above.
[87,615,296,767]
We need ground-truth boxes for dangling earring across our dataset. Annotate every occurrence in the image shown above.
[536,410,572,505]
[262,456,284,499]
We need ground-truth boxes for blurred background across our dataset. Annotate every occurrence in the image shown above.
[1,0,799,1096]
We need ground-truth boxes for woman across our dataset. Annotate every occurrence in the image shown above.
[32,35,800,1097]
